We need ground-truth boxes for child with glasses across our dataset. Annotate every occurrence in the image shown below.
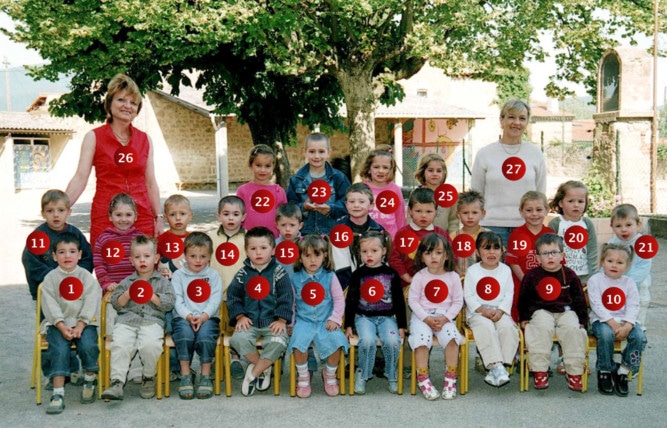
[517,233,588,392]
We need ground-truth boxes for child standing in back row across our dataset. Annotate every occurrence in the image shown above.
[415,153,459,233]
[362,145,406,237]
[287,133,351,235]
[409,234,464,400]
[236,144,288,237]
[548,181,598,283]
[608,204,652,329]
[450,190,489,276]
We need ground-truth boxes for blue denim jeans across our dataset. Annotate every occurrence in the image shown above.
[46,325,99,378]
[354,315,401,382]
[486,226,515,249]
[591,321,646,375]
[172,317,220,364]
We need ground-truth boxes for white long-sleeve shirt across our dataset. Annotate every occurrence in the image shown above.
[464,262,514,319]
[587,271,639,325]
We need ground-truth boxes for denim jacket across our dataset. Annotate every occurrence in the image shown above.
[286,162,350,235]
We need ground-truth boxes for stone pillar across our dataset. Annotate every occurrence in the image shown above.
[211,115,229,198]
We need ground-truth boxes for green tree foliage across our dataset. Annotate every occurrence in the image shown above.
[2,0,662,180]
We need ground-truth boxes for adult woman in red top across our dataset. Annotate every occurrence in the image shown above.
[66,74,162,245]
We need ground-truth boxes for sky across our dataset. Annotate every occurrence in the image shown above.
[1,12,665,106]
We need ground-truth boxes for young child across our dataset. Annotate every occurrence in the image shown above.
[608,204,652,329]
[94,193,144,293]
[275,202,304,277]
[362,145,406,237]
[287,132,351,235]
[208,195,247,294]
[40,233,101,414]
[587,243,647,397]
[518,233,588,391]
[236,144,288,237]
[506,191,554,321]
[23,189,93,301]
[227,226,294,396]
[344,230,406,394]
[289,235,349,398]
[157,194,193,279]
[450,190,489,276]
[171,232,223,399]
[548,181,598,284]
[415,153,459,233]
[332,183,385,289]
[101,235,175,401]
[388,187,453,287]
[464,232,518,387]
[408,233,464,400]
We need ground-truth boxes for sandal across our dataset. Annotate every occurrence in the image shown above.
[46,394,65,415]
[196,375,213,399]
[179,374,195,400]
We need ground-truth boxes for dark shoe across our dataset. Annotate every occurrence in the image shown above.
[140,377,156,399]
[46,394,65,414]
[241,364,258,397]
[597,372,613,395]
[80,379,97,404]
[612,370,629,397]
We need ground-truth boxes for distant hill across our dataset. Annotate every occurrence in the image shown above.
[0,66,70,111]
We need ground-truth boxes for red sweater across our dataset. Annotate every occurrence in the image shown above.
[388,224,452,287]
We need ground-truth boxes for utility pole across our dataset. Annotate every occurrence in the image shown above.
[3,56,10,112]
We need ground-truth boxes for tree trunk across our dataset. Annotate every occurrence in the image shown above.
[245,118,292,189]
[337,69,379,182]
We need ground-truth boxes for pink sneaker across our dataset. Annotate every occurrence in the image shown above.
[322,369,339,397]
[296,373,311,398]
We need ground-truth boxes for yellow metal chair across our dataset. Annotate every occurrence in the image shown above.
[222,302,282,396]
[582,335,644,395]
[31,285,103,404]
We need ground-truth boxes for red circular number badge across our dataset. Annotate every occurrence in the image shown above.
[330,224,353,248]
[502,156,526,181]
[564,225,588,250]
[435,184,458,209]
[251,189,275,214]
[159,234,184,259]
[114,146,137,168]
[376,190,400,214]
[602,287,626,311]
[59,277,83,301]
[396,228,419,255]
[187,279,211,303]
[101,240,125,265]
[308,180,331,204]
[452,234,476,258]
[476,277,500,301]
[216,242,240,266]
[26,231,50,255]
[508,231,531,258]
[302,282,325,306]
[537,277,561,301]
[634,235,658,259]
[246,276,270,300]
[130,280,153,304]
[275,240,299,264]
[361,279,384,303]
[425,279,449,304]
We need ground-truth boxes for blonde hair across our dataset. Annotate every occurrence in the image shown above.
[610,204,640,225]
[360,144,396,182]
[520,191,548,210]
[414,153,447,185]
[164,194,192,214]
[294,234,334,272]
[104,74,142,121]
[500,99,531,121]
[41,189,70,210]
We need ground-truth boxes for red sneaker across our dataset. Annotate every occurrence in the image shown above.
[533,371,549,390]
[567,374,582,392]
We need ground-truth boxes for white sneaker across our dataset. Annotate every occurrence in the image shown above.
[484,367,499,386]
[494,365,510,387]
[354,369,366,395]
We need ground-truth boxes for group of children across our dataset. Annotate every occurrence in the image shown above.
[25,132,652,414]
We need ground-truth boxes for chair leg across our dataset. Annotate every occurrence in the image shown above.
[410,350,416,395]
[224,345,232,397]
[349,345,355,396]
[338,350,345,396]
[214,341,222,396]
[35,342,42,405]
[163,343,170,397]
[273,357,281,396]
[289,353,296,397]
[397,341,404,395]
[156,351,163,400]
[637,359,643,396]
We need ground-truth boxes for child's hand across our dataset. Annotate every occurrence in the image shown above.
[490,309,503,322]
[235,316,253,332]
[270,319,287,335]
[520,321,529,330]
[71,321,85,339]
[157,261,172,279]
[607,319,621,335]
[615,323,632,341]
[107,282,119,292]
[191,312,210,332]
[57,323,74,340]
[345,327,354,340]
[303,201,316,212]
[399,328,405,340]
[312,204,331,216]
[325,320,339,331]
